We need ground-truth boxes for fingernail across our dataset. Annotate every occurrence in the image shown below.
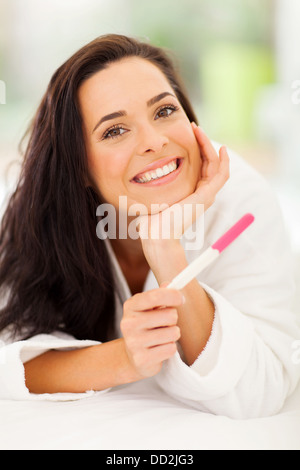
[182,294,186,304]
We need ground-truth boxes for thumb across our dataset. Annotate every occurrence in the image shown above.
[160,281,170,288]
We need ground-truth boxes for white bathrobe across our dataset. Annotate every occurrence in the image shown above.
[0,144,299,419]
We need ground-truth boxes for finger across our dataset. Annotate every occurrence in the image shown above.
[196,145,230,200]
[147,342,177,362]
[145,308,179,329]
[206,145,230,193]
[192,124,220,180]
[128,288,184,312]
[192,124,217,159]
[160,281,170,288]
[144,325,181,348]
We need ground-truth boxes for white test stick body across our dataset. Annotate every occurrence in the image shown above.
[166,213,255,291]
[167,247,219,290]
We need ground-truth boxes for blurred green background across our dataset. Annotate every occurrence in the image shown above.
[0,0,299,282]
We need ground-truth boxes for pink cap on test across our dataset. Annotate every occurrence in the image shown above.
[212,213,255,253]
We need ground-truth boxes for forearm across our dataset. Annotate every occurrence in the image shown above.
[24,338,142,394]
[176,278,215,365]
[144,240,215,365]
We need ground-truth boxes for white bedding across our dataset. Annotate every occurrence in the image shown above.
[1,376,299,450]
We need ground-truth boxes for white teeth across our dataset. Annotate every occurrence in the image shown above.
[135,160,178,183]
[162,165,171,175]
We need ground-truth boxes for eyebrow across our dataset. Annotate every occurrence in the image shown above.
[92,91,176,134]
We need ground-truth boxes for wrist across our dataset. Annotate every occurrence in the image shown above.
[115,338,144,384]
[142,236,182,252]
[141,239,188,285]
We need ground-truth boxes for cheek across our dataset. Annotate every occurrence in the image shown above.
[88,149,128,187]
[171,118,194,146]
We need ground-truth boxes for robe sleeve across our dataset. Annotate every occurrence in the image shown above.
[0,331,104,401]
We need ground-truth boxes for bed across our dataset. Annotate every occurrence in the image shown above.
[0,374,299,450]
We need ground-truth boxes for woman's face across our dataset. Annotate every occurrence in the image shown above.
[78,57,201,214]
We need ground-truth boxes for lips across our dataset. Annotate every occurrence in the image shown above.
[131,157,182,184]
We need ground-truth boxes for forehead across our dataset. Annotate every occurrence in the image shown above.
[78,57,174,118]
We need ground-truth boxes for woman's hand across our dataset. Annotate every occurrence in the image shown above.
[137,124,230,245]
[189,123,230,211]
[120,287,184,378]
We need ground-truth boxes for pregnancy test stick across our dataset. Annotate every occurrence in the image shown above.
[167,213,255,290]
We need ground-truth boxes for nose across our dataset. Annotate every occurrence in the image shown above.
[137,123,169,156]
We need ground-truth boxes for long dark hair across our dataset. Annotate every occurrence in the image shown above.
[0,34,198,342]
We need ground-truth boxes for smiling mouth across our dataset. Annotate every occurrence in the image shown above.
[132,158,182,184]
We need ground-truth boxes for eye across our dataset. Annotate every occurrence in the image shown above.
[155,104,179,120]
[102,125,128,140]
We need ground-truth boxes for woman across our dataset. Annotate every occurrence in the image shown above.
[0,34,299,418]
